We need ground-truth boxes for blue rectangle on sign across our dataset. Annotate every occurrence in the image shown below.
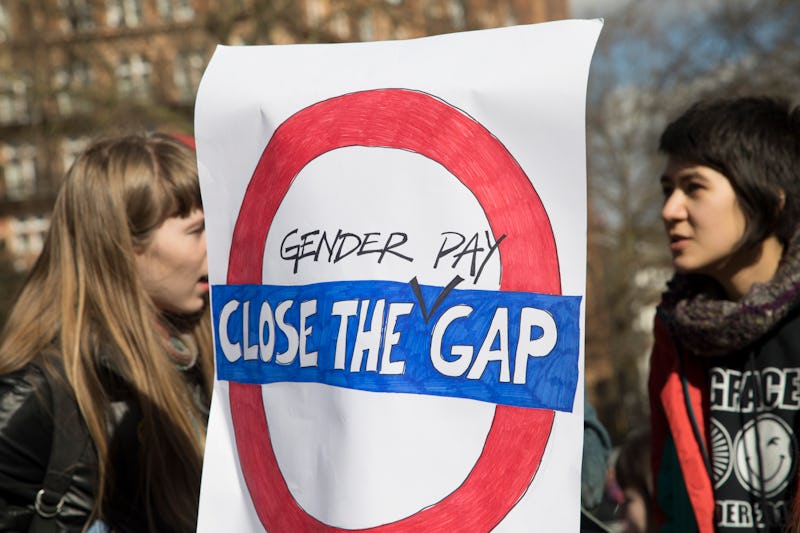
[211,280,581,411]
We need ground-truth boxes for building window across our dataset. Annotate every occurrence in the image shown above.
[2,144,37,201]
[305,0,325,26]
[59,0,94,32]
[425,3,445,19]
[115,54,151,99]
[173,50,205,103]
[156,0,195,22]
[62,137,90,172]
[501,4,517,26]
[0,76,29,125]
[0,1,10,41]
[9,215,49,260]
[358,9,375,41]
[54,61,92,116]
[107,0,143,28]
[447,1,466,30]
[330,12,349,39]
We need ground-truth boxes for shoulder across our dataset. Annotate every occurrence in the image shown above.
[649,315,679,381]
[0,359,76,417]
[0,362,54,417]
[0,363,55,497]
[776,304,800,335]
[0,361,56,437]
[0,362,98,531]
[756,305,800,357]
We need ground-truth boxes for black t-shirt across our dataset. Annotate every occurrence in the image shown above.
[708,313,800,532]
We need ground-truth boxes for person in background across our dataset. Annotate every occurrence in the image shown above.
[0,133,213,532]
[649,96,800,533]
[583,394,612,509]
[616,428,653,533]
[581,393,613,532]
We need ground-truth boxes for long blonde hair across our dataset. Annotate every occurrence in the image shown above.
[0,132,213,531]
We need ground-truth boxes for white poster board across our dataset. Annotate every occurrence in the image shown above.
[195,19,601,532]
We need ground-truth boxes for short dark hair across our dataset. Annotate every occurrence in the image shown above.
[659,96,800,247]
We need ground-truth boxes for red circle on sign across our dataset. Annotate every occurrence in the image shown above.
[227,89,561,531]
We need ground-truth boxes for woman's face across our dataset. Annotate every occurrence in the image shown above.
[135,208,209,315]
[660,158,748,278]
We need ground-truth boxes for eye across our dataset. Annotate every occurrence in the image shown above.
[660,183,674,199]
[685,181,703,194]
[189,221,205,234]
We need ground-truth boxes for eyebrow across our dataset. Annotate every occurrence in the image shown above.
[186,214,205,228]
[679,172,707,184]
[661,171,707,186]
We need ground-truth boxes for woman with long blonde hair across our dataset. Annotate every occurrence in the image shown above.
[0,132,213,532]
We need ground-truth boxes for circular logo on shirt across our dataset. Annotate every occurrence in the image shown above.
[732,414,797,498]
[711,418,733,489]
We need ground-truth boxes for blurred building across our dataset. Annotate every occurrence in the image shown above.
[0,0,208,270]
[0,0,568,271]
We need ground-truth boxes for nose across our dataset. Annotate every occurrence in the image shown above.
[201,231,208,272]
[661,190,687,224]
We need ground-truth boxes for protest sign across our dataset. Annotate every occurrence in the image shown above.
[195,19,602,532]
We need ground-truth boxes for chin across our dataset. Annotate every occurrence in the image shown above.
[184,301,209,315]
[672,258,703,274]
[160,300,208,317]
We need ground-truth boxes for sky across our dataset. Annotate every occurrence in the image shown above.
[570,0,731,25]
[569,0,634,19]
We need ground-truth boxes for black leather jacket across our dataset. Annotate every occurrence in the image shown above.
[0,364,95,532]
[0,362,208,532]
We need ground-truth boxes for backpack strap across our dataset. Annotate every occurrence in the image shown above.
[30,364,91,532]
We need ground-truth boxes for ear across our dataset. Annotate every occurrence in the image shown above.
[778,188,786,212]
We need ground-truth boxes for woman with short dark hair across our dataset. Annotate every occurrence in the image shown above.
[649,96,800,533]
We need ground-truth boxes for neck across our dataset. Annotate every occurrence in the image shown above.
[714,235,784,300]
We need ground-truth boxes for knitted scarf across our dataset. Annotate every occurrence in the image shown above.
[657,231,800,357]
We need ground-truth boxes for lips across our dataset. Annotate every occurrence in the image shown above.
[669,234,689,252]
[198,275,210,291]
